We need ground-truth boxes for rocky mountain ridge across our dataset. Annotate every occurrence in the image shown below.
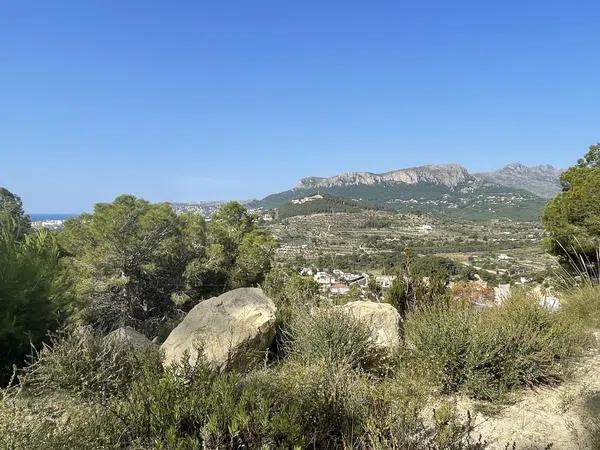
[475,163,564,198]
[294,163,562,198]
[296,164,473,190]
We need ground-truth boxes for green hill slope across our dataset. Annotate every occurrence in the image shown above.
[260,181,547,222]
[276,194,382,219]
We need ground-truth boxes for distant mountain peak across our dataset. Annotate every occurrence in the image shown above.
[475,163,563,198]
[296,163,473,190]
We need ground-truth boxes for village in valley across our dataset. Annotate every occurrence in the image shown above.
[293,263,560,310]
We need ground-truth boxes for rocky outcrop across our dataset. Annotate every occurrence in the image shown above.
[104,326,155,349]
[296,164,473,190]
[160,288,277,372]
[475,163,563,198]
[335,301,401,352]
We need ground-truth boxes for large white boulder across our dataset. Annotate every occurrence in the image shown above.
[161,288,277,372]
[335,301,401,351]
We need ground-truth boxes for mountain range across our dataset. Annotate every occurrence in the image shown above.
[293,163,562,198]
[474,163,563,199]
[257,163,564,221]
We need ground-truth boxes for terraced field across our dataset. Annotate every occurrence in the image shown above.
[268,210,555,280]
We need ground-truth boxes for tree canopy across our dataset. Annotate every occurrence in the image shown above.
[59,196,276,335]
[0,187,31,240]
[0,225,73,383]
[543,143,600,273]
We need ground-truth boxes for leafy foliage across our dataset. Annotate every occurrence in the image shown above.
[1,332,486,450]
[21,327,162,401]
[58,196,276,335]
[403,294,588,401]
[0,188,31,240]
[282,305,382,371]
[384,251,450,318]
[0,226,73,383]
[560,284,600,329]
[544,143,600,273]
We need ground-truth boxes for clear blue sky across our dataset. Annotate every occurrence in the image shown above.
[1,1,599,212]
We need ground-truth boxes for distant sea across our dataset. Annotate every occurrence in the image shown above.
[30,213,78,222]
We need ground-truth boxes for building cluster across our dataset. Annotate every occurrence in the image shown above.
[298,267,560,312]
[291,194,323,205]
[32,219,65,230]
[300,267,396,295]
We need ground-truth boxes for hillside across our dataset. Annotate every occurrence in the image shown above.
[276,194,382,219]
[260,173,548,222]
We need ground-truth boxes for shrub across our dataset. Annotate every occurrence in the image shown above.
[404,294,588,401]
[274,358,486,449]
[21,327,162,400]
[274,358,373,446]
[0,226,74,384]
[561,284,600,329]
[403,300,474,393]
[261,267,322,357]
[464,295,586,399]
[112,356,306,449]
[282,305,381,371]
[2,342,487,449]
[261,267,321,313]
[384,251,450,319]
[0,392,121,450]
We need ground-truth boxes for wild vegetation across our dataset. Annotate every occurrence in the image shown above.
[59,196,276,336]
[1,144,600,448]
[544,143,600,275]
[0,211,73,382]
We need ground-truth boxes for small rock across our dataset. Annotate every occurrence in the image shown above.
[104,326,155,349]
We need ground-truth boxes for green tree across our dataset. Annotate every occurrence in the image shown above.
[59,197,276,335]
[207,202,277,289]
[0,225,73,383]
[59,195,207,333]
[384,250,449,318]
[366,277,382,301]
[262,267,320,309]
[0,187,31,240]
[543,143,600,273]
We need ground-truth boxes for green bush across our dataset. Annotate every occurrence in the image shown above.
[92,355,306,449]
[384,250,450,319]
[543,143,600,274]
[59,196,276,336]
[262,267,323,357]
[273,359,485,449]
[21,327,162,400]
[404,294,588,401]
[282,305,382,371]
[1,310,487,449]
[561,284,600,329]
[0,393,121,450]
[0,226,74,384]
[274,358,373,446]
